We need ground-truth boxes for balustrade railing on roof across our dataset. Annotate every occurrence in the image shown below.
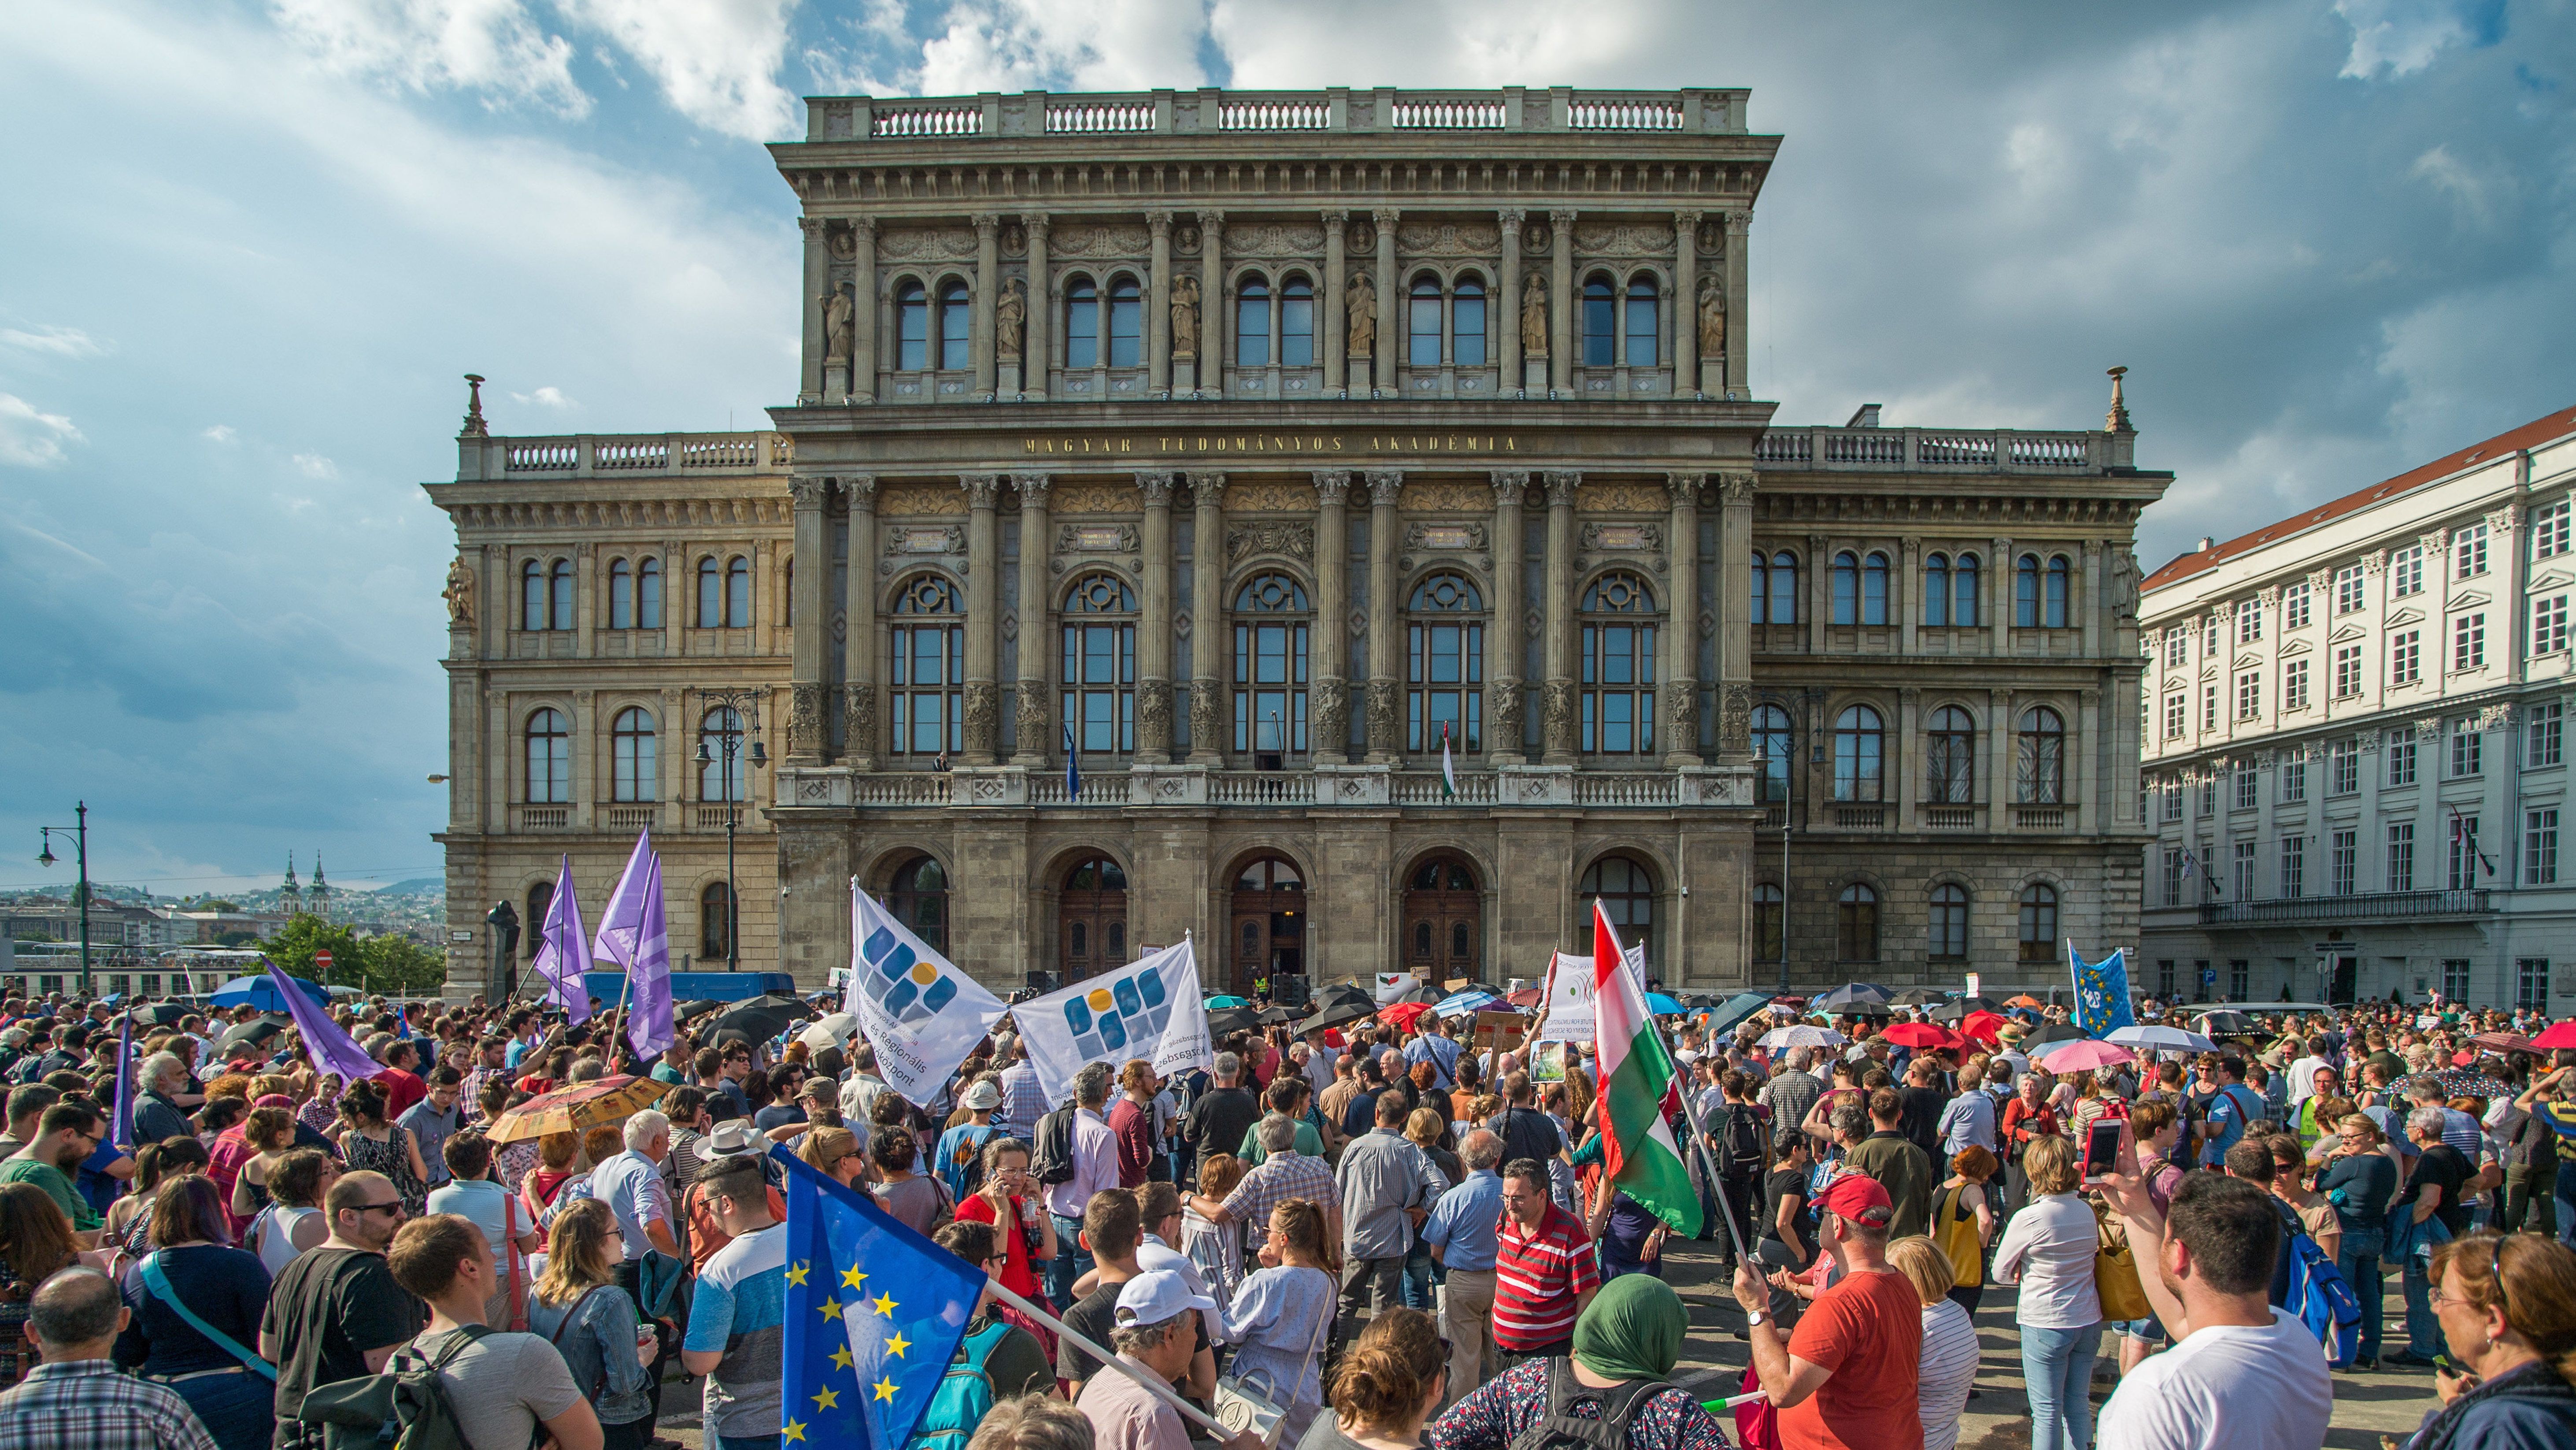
[463,433,790,482]
[1047,102,1154,134]
[799,88,1748,144]
[1753,426,2129,473]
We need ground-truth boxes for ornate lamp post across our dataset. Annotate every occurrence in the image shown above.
[689,688,768,971]
[35,802,91,999]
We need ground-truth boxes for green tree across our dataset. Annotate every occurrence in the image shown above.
[360,935,449,995]
[262,914,364,985]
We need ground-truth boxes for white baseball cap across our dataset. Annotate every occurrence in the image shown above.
[1113,1270,1216,1329]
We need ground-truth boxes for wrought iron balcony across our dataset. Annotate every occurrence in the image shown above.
[2198,890,2492,927]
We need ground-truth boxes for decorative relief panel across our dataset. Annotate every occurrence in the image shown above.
[1582,523,1659,551]
[878,484,967,516]
[1228,224,1325,258]
[886,526,965,555]
[1398,481,1493,513]
[1226,521,1314,562]
[1048,483,1142,514]
[1406,523,1486,551]
[1059,523,1140,553]
[877,227,976,262]
[1225,481,1315,513]
[1395,221,1501,257]
[1572,223,1676,258]
[1574,483,1672,513]
[1046,225,1150,259]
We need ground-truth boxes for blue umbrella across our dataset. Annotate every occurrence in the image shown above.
[1434,989,1503,1019]
[1644,991,1686,1016]
[1205,995,1250,1009]
[209,974,330,1011]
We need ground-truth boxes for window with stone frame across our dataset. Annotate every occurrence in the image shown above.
[2455,612,2487,672]
[2536,499,2572,560]
[2282,659,2309,713]
[2280,834,2304,898]
[2330,738,2360,796]
[2529,702,2564,768]
[1926,705,1976,803]
[2390,630,2421,686]
[2015,706,2065,804]
[2335,563,2365,613]
[2533,595,2569,657]
[1751,551,1800,625]
[1928,884,1969,961]
[2238,597,2263,644]
[1407,572,1484,753]
[2391,545,2424,597]
[889,574,965,757]
[1062,571,1138,755]
[2333,645,2362,700]
[2455,522,2490,578]
[524,708,570,804]
[1752,883,1784,962]
[1753,704,1794,804]
[2386,823,2415,891]
[2017,885,2057,963]
[1836,883,1879,963]
[2387,729,2417,786]
[2283,580,2311,629]
[1232,572,1310,757]
[611,707,657,802]
[1832,704,1884,802]
[1579,572,1657,757]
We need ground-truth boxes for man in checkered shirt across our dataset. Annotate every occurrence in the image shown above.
[459,1033,513,1107]
[1184,1113,1342,1253]
[0,1268,217,1450]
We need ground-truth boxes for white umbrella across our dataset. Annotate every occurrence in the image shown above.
[2106,1024,2218,1053]
[798,1012,859,1049]
[1760,1024,1849,1050]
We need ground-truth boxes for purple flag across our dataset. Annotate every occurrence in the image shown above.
[592,830,654,970]
[110,1014,137,1152]
[624,851,674,1061]
[267,959,379,1083]
[531,855,593,1024]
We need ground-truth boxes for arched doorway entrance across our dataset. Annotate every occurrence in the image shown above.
[1229,856,1307,995]
[1577,854,1655,966]
[1402,855,1481,984]
[1059,856,1127,982]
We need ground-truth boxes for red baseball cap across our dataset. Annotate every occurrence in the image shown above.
[1810,1173,1894,1222]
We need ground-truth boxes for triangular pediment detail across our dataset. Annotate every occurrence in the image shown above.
[2279,637,2313,657]
[2450,591,2491,611]
[2531,570,2572,591]
[2387,608,2424,628]
[2329,622,2367,643]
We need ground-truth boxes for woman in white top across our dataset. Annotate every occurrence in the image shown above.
[1887,1237,1980,1450]
[245,1146,337,1276]
[1991,1135,2102,1450]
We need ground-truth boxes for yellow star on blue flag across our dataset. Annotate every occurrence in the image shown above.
[776,1142,985,1450]
[2069,943,2138,1038]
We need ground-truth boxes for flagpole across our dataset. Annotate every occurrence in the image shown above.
[981,1279,1236,1437]
[1656,1016,1754,1266]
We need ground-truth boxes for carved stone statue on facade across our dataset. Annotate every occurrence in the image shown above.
[1492,685,1523,749]
[2111,549,2141,623]
[1366,679,1400,752]
[1139,681,1173,753]
[442,556,475,625]
[1543,681,1577,753]
[1014,680,1047,745]
[1720,684,1753,754]
[1521,274,1548,359]
[962,682,999,758]
[819,286,855,361]
[1347,272,1377,357]
[1190,679,1222,750]
[1695,275,1726,358]
[1171,275,1201,358]
[996,278,1026,361]
[788,684,824,759]
[1312,682,1347,759]
[845,687,878,761]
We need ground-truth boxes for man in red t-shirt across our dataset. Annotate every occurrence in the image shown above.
[1731,1173,1923,1450]
[370,1038,428,1120]
[1492,1158,1599,1361]
[1105,1060,1160,1188]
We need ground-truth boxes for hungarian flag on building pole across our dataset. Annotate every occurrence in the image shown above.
[1590,901,1703,1237]
[1440,722,1457,799]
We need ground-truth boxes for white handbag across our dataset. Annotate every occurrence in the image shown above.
[1214,1291,1330,1448]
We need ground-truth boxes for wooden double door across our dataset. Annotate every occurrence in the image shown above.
[1403,855,1481,983]
[1059,856,1127,982]
[1230,856,1306,994]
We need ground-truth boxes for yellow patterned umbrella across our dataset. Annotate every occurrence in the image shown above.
[485,1074,667,1144]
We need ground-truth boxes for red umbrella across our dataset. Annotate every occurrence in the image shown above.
[2532,1021,2576,1051]
[2472,1031,2538,1054]
[1881,1022,1957,1050]
[1957,1011,2007,1044]
[1506,988,1543,1009]
[1377,1002,1434,1032]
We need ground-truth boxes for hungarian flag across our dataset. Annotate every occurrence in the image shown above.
[1440,722,1458,799]
[1591,902,1703,1236]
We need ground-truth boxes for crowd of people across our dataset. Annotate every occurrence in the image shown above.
[0,982,2567,1450]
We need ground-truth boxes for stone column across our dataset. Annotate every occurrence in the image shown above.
[1321,211,1348,395]
[1137,472,1177,760]
[1025,213,1051,400]
[1148,211,1173,395]
[1987,687,2012,822]
[1497,210,1524,392]
[1373,208,1399,389]
[1201,210,1226,397]
[1663,472,1700,767]
[2077,686,2101,835]
[850,219,877,404]
[1542,470,1579,762]
[1548,209,1576,393]
[1897,687,1921,833]
[1715,470,1754,753]
[799,218,828,405]
[660,538,683,660]
[972,214,999,397]
[1189,471,1226,762]
[1899,537,1921,655]
[962,473,1003,760]
[1673,210,1701,393]
[574,541,597,660]
[1807,533,1828,655]
[1724,208,1750,399]
[788,476,829,762]
[1366,470,1404,760]
[1491,471,1529,763]
[1314,471,1352,761]
[1012,472,1052,766]
[844,476,879,768]
[1991,535,2014,653]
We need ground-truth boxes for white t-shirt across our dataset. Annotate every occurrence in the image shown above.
[2095,1308,2333,1450]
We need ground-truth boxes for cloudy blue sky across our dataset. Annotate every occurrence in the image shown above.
[1,0,2568,895]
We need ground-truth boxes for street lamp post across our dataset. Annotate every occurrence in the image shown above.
[689,688,768,972]
[1777,818,1792,1001]
[35,803,91,999]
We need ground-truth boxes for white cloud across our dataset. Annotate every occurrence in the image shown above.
[914,0,1208,95]
[0,394,81,467]
[553,0,800,140]
[2409,144,2515,230]
[2332,0,2485,79]
[511,385,577,408]
[292,452,339,478]
[269,0,588,116]
[202,424,237,442]
[0,324,107,358]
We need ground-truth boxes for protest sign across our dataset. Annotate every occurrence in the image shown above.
[846,883,1010,1102]
[1014,939,1213,1104]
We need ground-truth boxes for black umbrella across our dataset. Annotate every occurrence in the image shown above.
[2024,1023,2087,1049]
[709,999,807,1043]
[1396,984,1442,1005]
[1207,1007,1259,1040]
[1829,1003,1894,1021]
[218,1014,292,1049]
[127,1003,191,1027]
[672,1000,725,1022]
[1256,1005,1297,1024]
[1700,991,1775,1039]
[1814,983,1894,1009]
[1930,996,2002,1021]
[1891,988,1948,1006]
[1308,982,1375,1013]
[1298,999,1375,1034]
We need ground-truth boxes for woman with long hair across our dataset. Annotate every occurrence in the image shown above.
[106,1135,211,1256]
[336,1078,429,1216]
[113,1175,272,1450]
[1222,1198,1338,1442]
[226,1105,301,1222]
[246,1148,336,1275]
[525,1197,656,1450]
[0,1183,78,1389]
[1301,1305,1444,1450]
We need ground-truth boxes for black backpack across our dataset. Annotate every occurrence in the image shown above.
[1712,1103,1767,1181]
[300,1325,497,1450]
[1504,1358,1676,1450]
[1032,1101,1078,1186]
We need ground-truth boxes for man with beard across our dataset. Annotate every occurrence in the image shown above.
[262,1170,427,1450]
[0,1101,102,1242]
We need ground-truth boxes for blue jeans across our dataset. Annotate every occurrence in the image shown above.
[2338,1234,2384,1365]
[2555,1161,2576,1251]
[2403,1249,2442,1358]
[2021,1321,2099,1450]
[1047,1213,1092,1306]
[166,1368,273,1450]
[1401,1240,1436,1309]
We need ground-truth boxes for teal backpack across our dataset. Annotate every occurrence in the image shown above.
[909,1320,1014,1450]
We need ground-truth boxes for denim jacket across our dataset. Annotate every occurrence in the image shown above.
[524,1281,652,1425]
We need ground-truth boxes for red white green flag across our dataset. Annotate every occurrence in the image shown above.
[1591,901,1703,1237]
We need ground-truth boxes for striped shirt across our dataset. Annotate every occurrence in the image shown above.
[1916,1297,1980,1450]
[0,1360,219,1450]
[1492,1203,1598,1350]
[684,1220,788,1438]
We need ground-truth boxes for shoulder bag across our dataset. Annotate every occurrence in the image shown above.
[1214,1268,1330,1448]
[2091,1202,2151,1323]
[138,1251,278,1381]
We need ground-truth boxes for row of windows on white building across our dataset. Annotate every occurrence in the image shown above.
[2147,956,2554,1010]
[2158,610,2571,740]
[2156,807,2559,903]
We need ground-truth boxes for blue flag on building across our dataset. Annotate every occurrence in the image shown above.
[2069,943,2138,1038]
[774,1142,985,1449]
[1063,722,1081,801]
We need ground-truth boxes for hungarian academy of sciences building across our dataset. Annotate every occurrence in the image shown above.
[429,85,2170,999]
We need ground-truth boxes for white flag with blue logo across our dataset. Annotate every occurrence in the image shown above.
[1012,938,1213,1105]
[847,881,1010,1102]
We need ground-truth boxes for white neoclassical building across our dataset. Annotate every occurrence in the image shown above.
[2138,404,2576,1009]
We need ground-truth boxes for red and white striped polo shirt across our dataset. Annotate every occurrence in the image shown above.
[1492,1202,1600,1351]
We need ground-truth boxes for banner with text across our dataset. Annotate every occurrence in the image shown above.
[1014,939,1213,1105]
[1537,945,1646,1042]
[847,883,1010,1103]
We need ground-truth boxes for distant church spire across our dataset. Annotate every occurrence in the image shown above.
[311,852,332,919]
[282,852,302,911]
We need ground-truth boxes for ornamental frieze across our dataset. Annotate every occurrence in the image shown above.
[877,226,977,261]
[1225,481,1318,513]
[1227,520,1315,562]
[1572,223,1675,257]
[1395,221,1501,256]
[1050,224,1151,259]
[1047,483,1142,514]
[877,484,967,515]
[1397,481,1494,513]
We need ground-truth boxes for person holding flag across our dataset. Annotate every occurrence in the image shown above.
[593,831,673,1067]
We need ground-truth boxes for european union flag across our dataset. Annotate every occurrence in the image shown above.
[2069,944,2138,1038]
[774,1142,987,1448]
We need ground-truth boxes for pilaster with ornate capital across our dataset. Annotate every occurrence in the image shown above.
[1313,470,1351,506]
[1366,470,1403,508]
[963,682,999,758]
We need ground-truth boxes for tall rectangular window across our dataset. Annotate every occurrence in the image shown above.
[2162,783,2184,823]
[2282,659,2309,712]
[2236,671,2261,720]
[2388,729,2418,786]
[2235,765,2258,811]
[2203,685,2219,732]
[2456,522,2490,578]
[2536,499,2572,560]
[2531,701,2564,768]
[2518,958,2551,1010]
[2162,847,2185,906]
[2443,959,2472,1001]
[2205,618,2221,656]
[2229,960,2250,999]
[2450,815,2482,889]
[2283,580,2310,629]
[2455,613,2487,671]
[2331,739,2359,795]
[2530,809,2560,884]
[2239,598,2263,643]
[2387,822,2415,891]
[2334,645,2362,699]
[2163,693,2185,739]
[2232,841,2257,900]
[2454,721,2483,777]
[2280,836,2304,898]
[2392,545,2424,598]
[2280,757,2307,802]
[2163,630,2186,667]
[2336,564,2365,613]
[2332,829,2357,896]
[2390,630,2421,686]
[2196,776,2217,818]
[2535,595,2569,656]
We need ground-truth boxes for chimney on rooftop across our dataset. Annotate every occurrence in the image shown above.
[1845,404,1881,429]
[2197,537,2215,552]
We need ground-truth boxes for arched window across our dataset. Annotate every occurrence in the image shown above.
[609,558,634,630]
[700,881,733,962]
[1832,704,1884,802]
[526,882,553,938]
[936,280,971,370]
[1923,553,1951,628]
[2018,554,2071,627]
[1236,273,1271,367]
[1581,275,1616,366]
[1952,552,1980,626]
[1064,276,1099,369]
[696,556,722,628]
[1062,572,1136,754]
[1061,857,1128,976]
[1232,572,1310,756]
[1832,552,1859,625]
[1751,550,1799,624]
[521,560,546,631]
[1580,572,1658,757]
[888,855,949,954]
[1406,573,1484,753]
[2046,555,2071,628]
[612,707,656,802]
[1453,275,1487,366]
[1752,703,1794,803]
[1752,883,1784,963]
[1408,274,1443,368]
[1580,855,1656,960]
[895,280,929,371]
[636,556,663,629]
[2017,706,2066,804]
[1107,276,1142,367]
[2016,554,2040,628]
[1624,274,1658,366]
[1929,884,1969,961]
[698,706,745,802]
[2019,884,2058,963]
[524,708,569,803]
[549,559,574,630]
[1280,275,1314,366]
[1863,552,1889,624]
[1837,883,1879,962]
[725,556,752,628]
[892,574,964,757]
[1927,705,1976,804]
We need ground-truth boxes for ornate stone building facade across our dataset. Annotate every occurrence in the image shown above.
[430,85,2165,998]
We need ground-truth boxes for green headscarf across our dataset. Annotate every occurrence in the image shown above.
[1570,1273,1687,1382]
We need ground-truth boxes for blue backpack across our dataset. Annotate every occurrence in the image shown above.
[2281,1229,2363,1368]
[909,1319,1013,1450]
